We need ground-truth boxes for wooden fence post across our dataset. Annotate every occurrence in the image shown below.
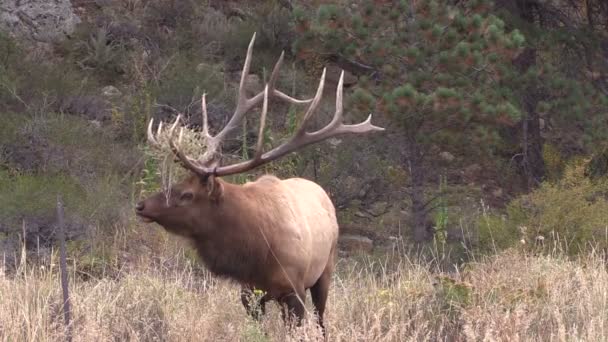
[56,195,72,342]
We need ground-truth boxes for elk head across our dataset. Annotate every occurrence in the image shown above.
[135,33,384,235]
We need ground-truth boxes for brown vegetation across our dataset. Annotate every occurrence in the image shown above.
[3,238,608,341]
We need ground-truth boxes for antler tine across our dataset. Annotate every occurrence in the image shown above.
[147,118,169,148]
[206,34,257,147]
[145,34,384,180]
[211,68,385,177]
[201,93,211,139]
[238,32,256,105]
[254,85,270,161]
[147,119,158,146]
[310,70,385,136]
[333,71,345,126]
[210,33,314,148]
[164,114,210,177]
[157,121,163,137]
[309,70,345,136]
[296,67,326,136]
[265,51,311,105]
[147,114,215,178]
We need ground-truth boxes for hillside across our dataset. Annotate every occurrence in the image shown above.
[1,0,608,340]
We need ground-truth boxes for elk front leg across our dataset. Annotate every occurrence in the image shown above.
[279,288,307,328]
[240,285,269,320]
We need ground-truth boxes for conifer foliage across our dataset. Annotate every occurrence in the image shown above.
[294,0,525,242]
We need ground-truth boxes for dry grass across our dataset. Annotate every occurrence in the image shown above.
[1,235,608,341]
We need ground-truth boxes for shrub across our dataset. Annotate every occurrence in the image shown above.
[0,33,88,115]
[153,54,226,114]
[474,206,522,254]
[510,159,608,255]
[0,113,139,236]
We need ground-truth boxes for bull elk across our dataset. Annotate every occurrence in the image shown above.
[135,33,384,336]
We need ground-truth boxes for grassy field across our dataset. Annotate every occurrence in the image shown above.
[1,226,607,342]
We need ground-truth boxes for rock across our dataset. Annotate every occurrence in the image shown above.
[102,86,121,97]
[374,236,401,253]
[327,138,342,148]
[440,151,455,162]
[338,234,373,253]
[0,0,81,42]
[492,187,503,198]
[89,120,102,129]
[354,210,370,219]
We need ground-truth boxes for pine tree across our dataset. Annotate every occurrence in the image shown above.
[294,0,525,243]
[497,0,608,187]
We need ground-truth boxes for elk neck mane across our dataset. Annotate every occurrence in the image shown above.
[190,175,287,285]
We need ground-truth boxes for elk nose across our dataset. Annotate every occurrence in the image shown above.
[135,201,145,211]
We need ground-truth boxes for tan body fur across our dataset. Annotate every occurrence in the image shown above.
[136,173,339,332]
[227,175,338,294]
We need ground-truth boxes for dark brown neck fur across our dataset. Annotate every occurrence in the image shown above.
[190,180,271,286]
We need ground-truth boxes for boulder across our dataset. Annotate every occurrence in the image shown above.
[440,151,455,162]
[0,0,80,42]
[492,187,503,198]
[101,85,122,97]
[327,138,342,149]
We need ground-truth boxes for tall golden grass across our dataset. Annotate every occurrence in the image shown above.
[2,228,608,341]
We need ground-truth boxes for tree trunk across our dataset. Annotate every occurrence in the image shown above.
[514,0,546,189]
[521,82,546,188]
[405,139,432,243]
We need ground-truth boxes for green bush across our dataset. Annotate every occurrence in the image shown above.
[0,112,22,147]
[0,113,138,230]
[154,54,226,112]
[474,159,608,256]
[0,171,85,222]
[509,159,608,255]
[474,208,521,254]
[0,32,93,115]
[22,114,137,175]
[0,170,126,227]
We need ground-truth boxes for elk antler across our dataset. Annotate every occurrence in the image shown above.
[148,33,384,178]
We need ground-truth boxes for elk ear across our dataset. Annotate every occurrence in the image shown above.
[205,175,224,201]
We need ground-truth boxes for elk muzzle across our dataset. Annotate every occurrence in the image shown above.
[135,200,154,223]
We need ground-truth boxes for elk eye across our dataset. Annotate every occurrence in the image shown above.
[180,191,194,202]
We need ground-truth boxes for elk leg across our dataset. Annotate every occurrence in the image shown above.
[310,269,331,338]
[280,288,306,328]
[240,285,268,320]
